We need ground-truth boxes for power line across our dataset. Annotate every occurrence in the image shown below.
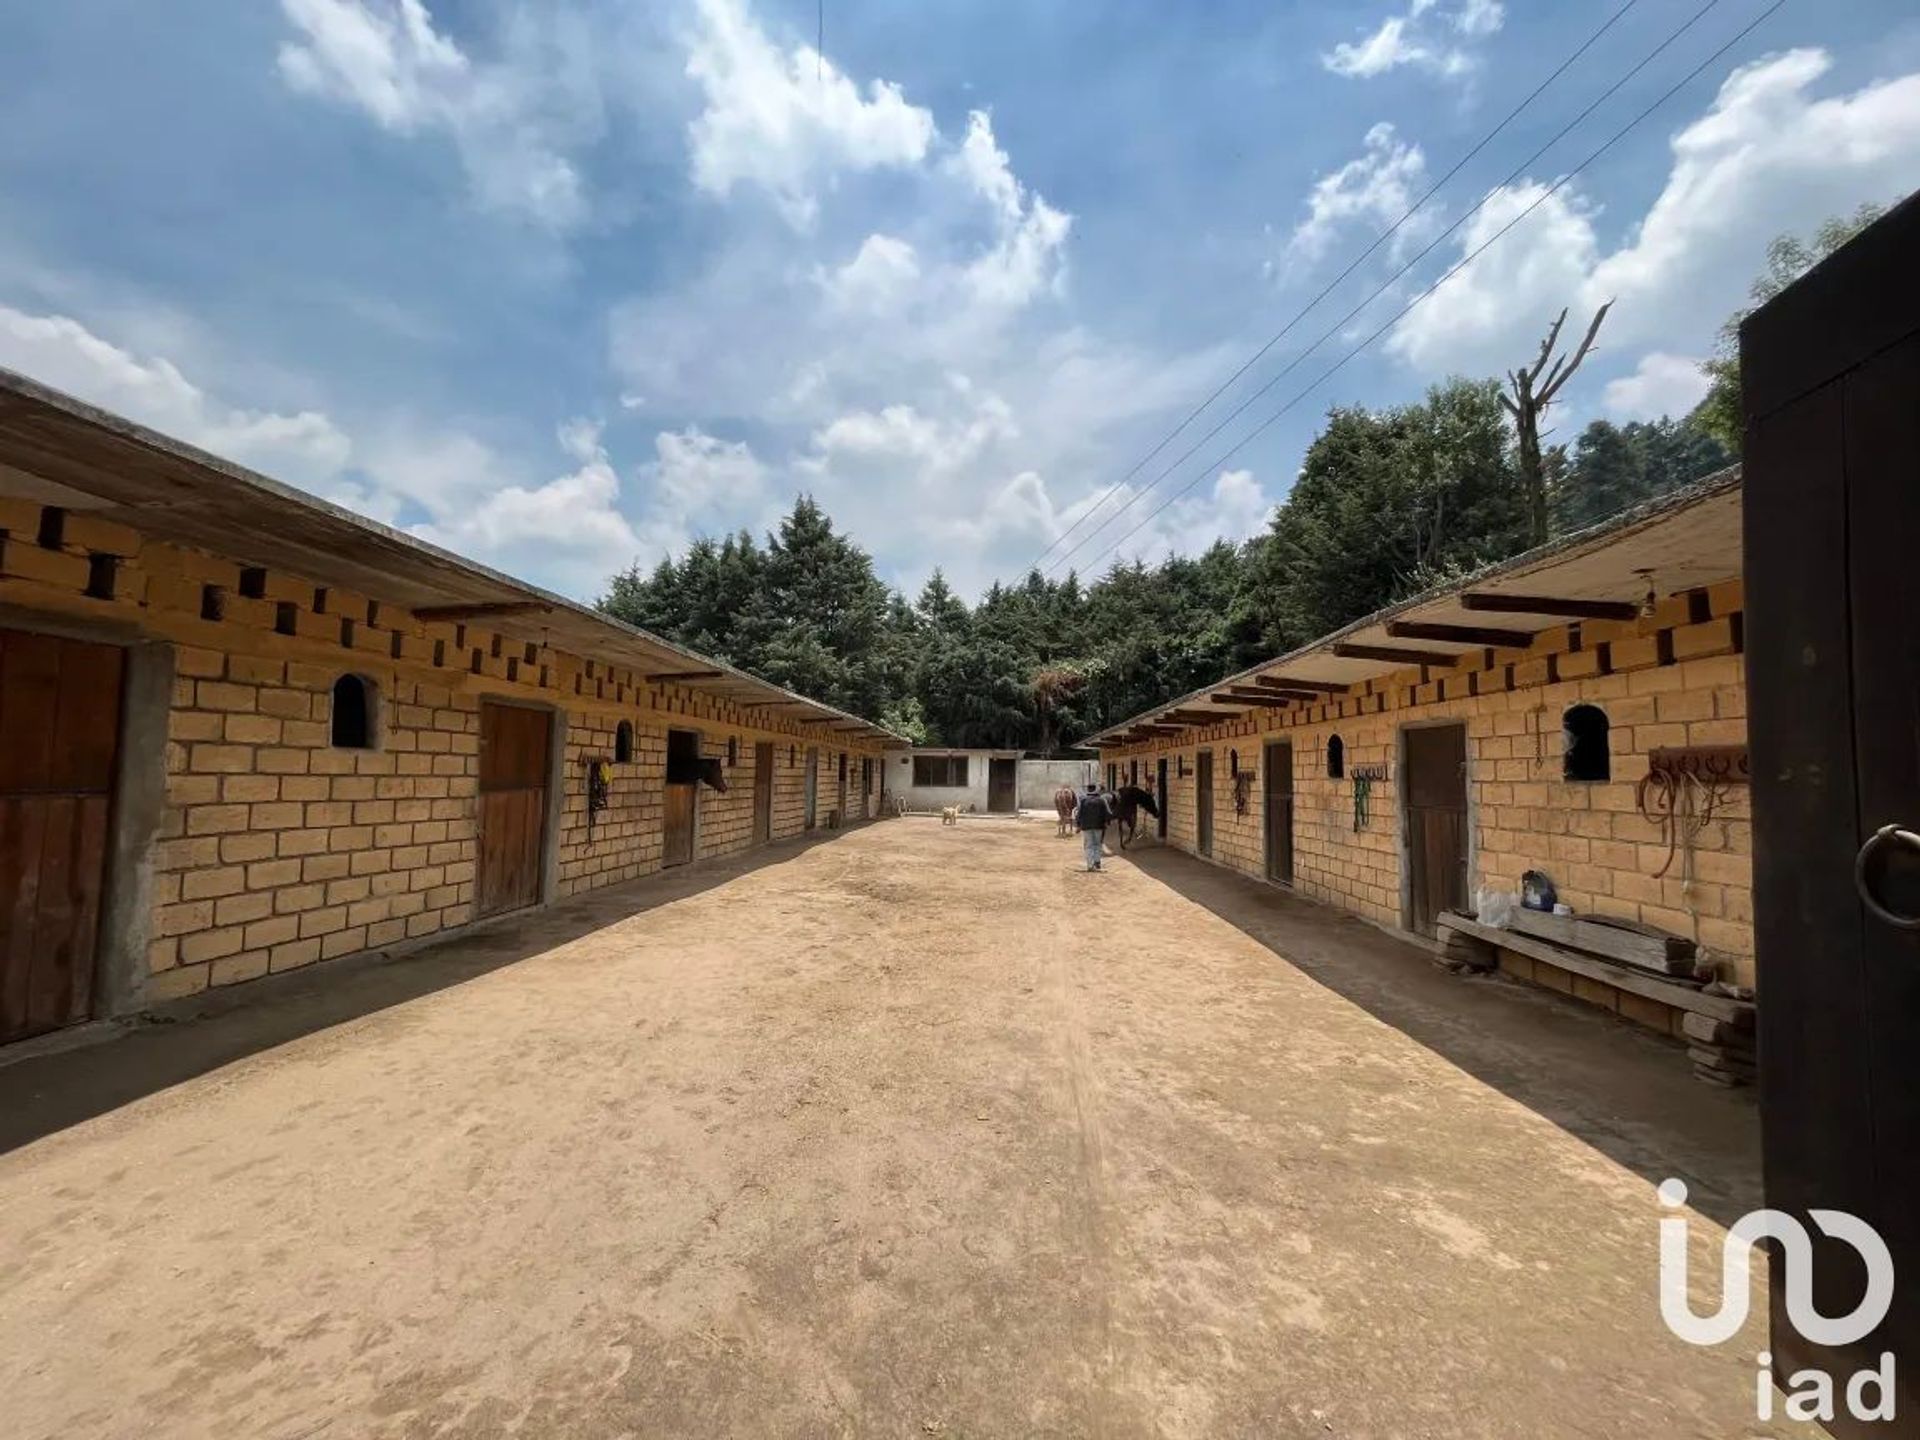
[1046,0,1728,578]
[1068,0,1785,581]
[1023,0,1647,577]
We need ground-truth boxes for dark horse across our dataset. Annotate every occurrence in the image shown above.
[1108,784,1161,849]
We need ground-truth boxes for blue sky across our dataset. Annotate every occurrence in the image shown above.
[2,0,1917,601]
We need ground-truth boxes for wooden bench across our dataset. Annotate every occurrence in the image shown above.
[1435,912,1756,1087]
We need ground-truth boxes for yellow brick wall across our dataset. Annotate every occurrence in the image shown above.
[1104,590,1755,983]
[0,497,891,1010]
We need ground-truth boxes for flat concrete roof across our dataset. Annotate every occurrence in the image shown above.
[0,366,907,745]
[1088,468,1742,746]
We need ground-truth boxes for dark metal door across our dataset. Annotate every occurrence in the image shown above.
[476,703,549,917]
[988,757,1017,813]
[0,629,122,1042]
[1264,741,1293,885]
[1195,750,1214,858]
[1403,724,1466,937]
[752,741,773,844]
[804,748,818,830]
[1745,194,1920,1426]
[1156,759,1168,838]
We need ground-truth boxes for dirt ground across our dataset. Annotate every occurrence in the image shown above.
[0,818,1807,1439]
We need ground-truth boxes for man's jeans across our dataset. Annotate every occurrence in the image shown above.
[1082,828,1105,870]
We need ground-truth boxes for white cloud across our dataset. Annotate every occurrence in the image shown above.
[0,306,353,487]
[408,419,643,579]
[277,0,591,227]
[1601,352,1710,421]
[950,111,1072,307]
[683,0,934,227]
[817,234,921,314]
[1288,122,1429,265]
[1322,0,1498,81]
[1386,49,1920,401]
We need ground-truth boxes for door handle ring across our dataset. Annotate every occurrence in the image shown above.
[1855,823,1920,929]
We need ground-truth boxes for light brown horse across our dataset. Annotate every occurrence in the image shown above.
[1053,785,1078,837]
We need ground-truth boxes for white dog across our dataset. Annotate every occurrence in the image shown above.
[941,806,960,826]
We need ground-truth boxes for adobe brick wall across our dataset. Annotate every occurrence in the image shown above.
[1102,583,1755,986]
[0,498,891,1014]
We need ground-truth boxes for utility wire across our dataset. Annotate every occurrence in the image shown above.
[1024,0,1646,576]
[1046,0,1727,578]
[1069,0,1784,580]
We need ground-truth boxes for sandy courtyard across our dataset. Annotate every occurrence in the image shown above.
[0,818,1802,1438]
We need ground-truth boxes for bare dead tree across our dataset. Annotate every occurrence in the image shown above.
[1502,302,1611,544]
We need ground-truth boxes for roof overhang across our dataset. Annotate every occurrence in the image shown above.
[1087,469,1742,746]
[0,367,906,746]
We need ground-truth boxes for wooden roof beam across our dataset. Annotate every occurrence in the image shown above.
[647,670,726,682]
[1332,642,1463,667]
[1252,676,1349,694]
[1461,592,1638,621]
[1386,619,1537,648]
[412,600,552,623]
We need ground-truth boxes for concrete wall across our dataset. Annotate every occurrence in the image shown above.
[1016,758,1097,809]
[0,494,889,1019]
[1102,581,1755,986]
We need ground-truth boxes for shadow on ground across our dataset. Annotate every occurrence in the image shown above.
[1120,838,1762,1229]
[0,827,857,1157]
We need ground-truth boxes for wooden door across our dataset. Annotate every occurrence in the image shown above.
[988,757,1017,813]
[804,748,818,830]
[0,629,122,1043]
[476,703,549,918]
[1402,724,1466,937]
[1195,750,1214,857]
[1745,195,1920,1425]
[1264,740,1294,885]
[1156,759,1168,839]
[663,729,698,867]
[836,752,848,825]
[752,741,773,844]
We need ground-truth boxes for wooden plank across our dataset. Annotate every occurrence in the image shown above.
[1503,907,1696,974]
[0,630,61,795]
[25,796,80,1037]
[1439,915,1756,1023]
[1251,676,1348,694]
[51,637,124,793]
[0,797,49,1042]
[1460,592,1638,621]
[1332,642,1462,667]
[412,601,551,622]
[1386,619,1537,648]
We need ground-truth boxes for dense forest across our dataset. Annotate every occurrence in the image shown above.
[601,386,1728,750]
[600,216,1874,750]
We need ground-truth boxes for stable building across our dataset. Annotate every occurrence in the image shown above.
[1092,472,1754,1049]
[0,369,901,1049]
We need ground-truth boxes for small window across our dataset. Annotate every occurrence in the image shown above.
[1106,763,1116,790]
[1563,704,1610,782]
[912,755,969,788]
[727,736,738,766]
[1229,749,1239,776]
[666,728,701,783]
[614,720,634,764]
[331,674,374,749]
[1327,735,1345,780]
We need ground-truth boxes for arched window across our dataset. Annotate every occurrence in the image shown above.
[614,720,634,764]
[330,674,374,749]
[727,737,738,766]
[1563,704,1610,782]
[1327,734,1345,779]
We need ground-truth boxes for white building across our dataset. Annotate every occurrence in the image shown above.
[884,749,1098,814]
